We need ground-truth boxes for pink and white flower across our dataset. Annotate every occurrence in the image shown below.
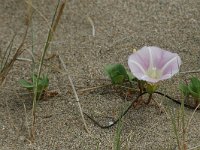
[128,46,181,83]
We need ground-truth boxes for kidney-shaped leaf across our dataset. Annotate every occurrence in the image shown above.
[104,64,129,84]
[188,77,200,99]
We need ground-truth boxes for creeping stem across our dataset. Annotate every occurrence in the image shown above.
[84,92,147,129]
[85,91,198,129]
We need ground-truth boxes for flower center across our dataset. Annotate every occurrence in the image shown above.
[146,67,162,79]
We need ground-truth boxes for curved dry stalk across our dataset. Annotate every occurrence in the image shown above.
[87,16,95,37]
[68,76,90,133]
[25,0,50,28]
[59,54,90,133]
[186,103,200,132]
[180,69,200,74]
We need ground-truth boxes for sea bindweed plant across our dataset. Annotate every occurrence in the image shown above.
[84,46,183,129]
[82,46,200,149]
[128,46,181,104]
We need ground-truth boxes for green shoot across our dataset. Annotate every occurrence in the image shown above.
[30,0,66,142]
[113,105,126,150]
[169,95,187,150]
[113,117,123,150]
[169,108,181,150]
[19,74,49,99]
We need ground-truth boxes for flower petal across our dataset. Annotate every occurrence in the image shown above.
[141,75,160,83]
[128,46,181,83]
[161,55,181,76]
[129,46,151,70]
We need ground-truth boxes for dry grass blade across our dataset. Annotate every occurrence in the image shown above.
[87,16,95,37]
[186,103,200,132]
[68,76,90,133]
[36,0,66,78]
[59,55,90,133]
[25,0,50,28]
[0,25,29,85]
[0,0,32,85]
[0,34,16,71]
[51,0,66,34]
[180,69,200,74]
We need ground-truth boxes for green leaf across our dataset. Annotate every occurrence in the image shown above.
[31,74,37,85]
[40,75,49,88]
[179,82,189,96]
[188,77,200,99]
[112,75,125,85]
[37,75,49,92]
[104,64,129,84]
[19,79,33,90]
[126,71,135,82]
[32,74,49,91]
[19,74,49,99]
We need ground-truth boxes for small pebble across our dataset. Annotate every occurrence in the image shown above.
[109,121,113,125]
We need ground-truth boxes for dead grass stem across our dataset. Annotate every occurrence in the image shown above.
[59,54,90,133]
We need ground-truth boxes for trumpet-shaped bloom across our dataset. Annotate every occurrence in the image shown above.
[128,46,181,83]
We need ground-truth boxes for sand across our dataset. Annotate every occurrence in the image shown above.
[1,0,200,149]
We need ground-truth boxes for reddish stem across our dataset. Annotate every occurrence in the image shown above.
[145,93,153,104]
